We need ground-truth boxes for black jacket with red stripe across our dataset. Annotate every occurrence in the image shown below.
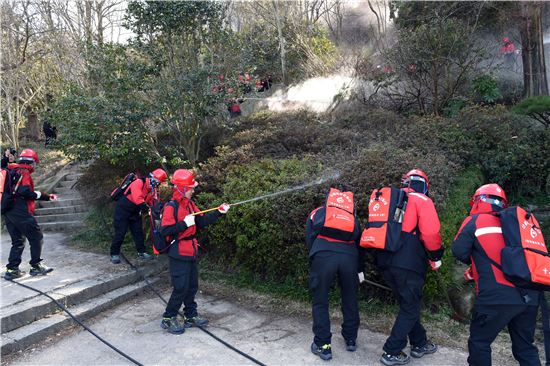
[452,202,539,306]
[306,206,362,259]
[160,189,221,261]
[375,188,444,275]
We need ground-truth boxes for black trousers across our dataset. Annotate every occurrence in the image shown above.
[110,204,145,255]
[468,304,540,366]
[309,251,359,346]
[163,258,199,319]
[382,267,427,355]
[4,210,44,269]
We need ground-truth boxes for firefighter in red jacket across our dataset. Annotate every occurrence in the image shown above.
[109,168,167,264]
[306,190,363,361]
[452,184,540,366]
[159,169,230,334]
[377,169,443,366]
[3,149,56,280]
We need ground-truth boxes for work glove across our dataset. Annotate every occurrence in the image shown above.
[464,266,474,281]
[184,214,195,227]
[49,194,58,201]
[218,203,230,214]
[34,191,42,199]
[429,260,442,271]
[358,272,365,284]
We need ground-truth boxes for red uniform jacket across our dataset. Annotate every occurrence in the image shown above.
[376,188,443,274]
[123,177,155,206]
[6,163,50,215]
[160,189,221,260]
[452,202,539,306]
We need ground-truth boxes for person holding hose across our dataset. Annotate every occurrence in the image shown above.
[377,169,444,366]
[159,169,230,334]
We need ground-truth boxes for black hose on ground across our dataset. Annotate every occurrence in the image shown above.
[96,200,267,366]
[4,278,144,366]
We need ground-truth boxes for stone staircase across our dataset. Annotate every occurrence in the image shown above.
[35,172,86,232]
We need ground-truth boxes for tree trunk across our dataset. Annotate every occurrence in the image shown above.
[519,2,549,97]
[273,1,287,85]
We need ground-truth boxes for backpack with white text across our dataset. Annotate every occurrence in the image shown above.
[312,188,357,242]
[359,186,407,252]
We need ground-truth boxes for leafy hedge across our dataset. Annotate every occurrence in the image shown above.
[193,105,548,301]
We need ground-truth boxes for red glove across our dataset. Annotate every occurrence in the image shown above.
[49,194,58,201]
[464,266,474,281]
[218,203,230,214]
[429,260,442,271]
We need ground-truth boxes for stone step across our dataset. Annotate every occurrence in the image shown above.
[58,180,79,188]
[35,212,87,224]
[34,205,88,216]
[1,265,161,334]
[63,173,84,181]
[52,186,80,194]
[37,198,84,208]
[1,276,162,356]
[39,221,85,232]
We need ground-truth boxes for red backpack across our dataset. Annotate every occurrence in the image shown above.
[359,186,407,252]
[499,206,550,291]
[312,188,356,242]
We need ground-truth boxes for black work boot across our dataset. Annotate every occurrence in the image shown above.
[411,342,437,358]
[29,263,53,276]
[160,317,185,334]
[184,316,209,327]
[346,339,357,352]
[380,351,411,365]
[4,268,25,280]
[311,342,332,361]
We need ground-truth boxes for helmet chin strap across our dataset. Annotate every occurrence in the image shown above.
[175,185,188,197]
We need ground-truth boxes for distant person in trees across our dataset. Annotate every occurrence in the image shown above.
[1,147,17,169]
[2,149,57,280]
[159,169,230,334]
[306,187,364,361]
[228,99,242,118]
[452,184,541,365]
[500,37,517,68]
[109,169,167,264]
[43,109,57,147]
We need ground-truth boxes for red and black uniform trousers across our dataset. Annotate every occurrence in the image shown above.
[3,166,50,270]
[375,231,443,355]
[452,212,541,366]
[160,204,221,319]
[110,195,148,256]
[306,208,363,346]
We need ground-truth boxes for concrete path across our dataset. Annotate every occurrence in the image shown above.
[0,232,523,366]
[4,290,470,366]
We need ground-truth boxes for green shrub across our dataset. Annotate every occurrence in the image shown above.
[197,158,326,285]
[424,167,484,302]
[512,95,550,128]
[471,74,502,104]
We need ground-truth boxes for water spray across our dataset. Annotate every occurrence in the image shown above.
[192,170,341,216]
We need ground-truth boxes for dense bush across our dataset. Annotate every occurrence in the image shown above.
[192,104,548,301]
[197,158,325,285]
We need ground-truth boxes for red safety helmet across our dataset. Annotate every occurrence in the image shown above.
[171,169,198,188]
[151,168,168,183]
[19,148,39,164]
[402,169,429,188]
[503,37,510,43]
[470,183,507,207]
